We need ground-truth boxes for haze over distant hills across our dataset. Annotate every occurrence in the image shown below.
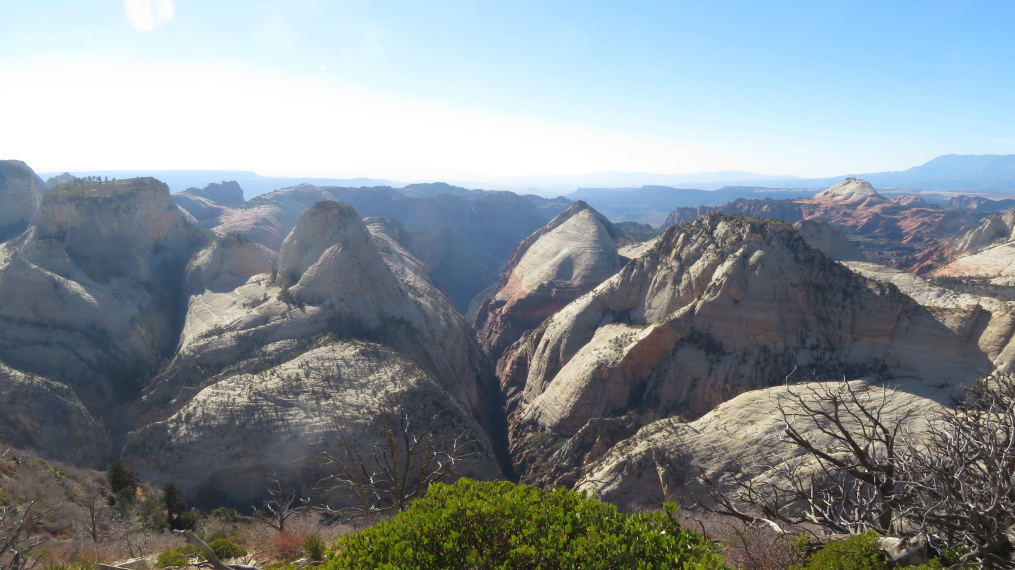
[42,154,1015,201]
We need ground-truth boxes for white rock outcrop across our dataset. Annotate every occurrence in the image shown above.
[474,201,629,361]
[0,178,204,413]
[503,214,1006,486]
[126,200,506,504]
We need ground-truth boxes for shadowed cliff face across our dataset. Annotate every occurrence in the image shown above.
[123,200,508,506]
[0,177,205,420]
[0,362,111,466]
[0,160,48,242]
[502,214,1002,487]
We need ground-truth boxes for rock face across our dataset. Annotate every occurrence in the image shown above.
[576,378,949,511]
[0,362,111,465]
[0,177,205,414]
[186,181,245,207]
[214,184,339,250]
[0,160,48,241]
[501,214,1000,486]
[474,202,630,362]
[946,195,1015,212]
[921,208,1015,283]
[124,200,506,505]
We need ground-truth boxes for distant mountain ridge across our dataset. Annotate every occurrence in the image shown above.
[40,154,1015,204]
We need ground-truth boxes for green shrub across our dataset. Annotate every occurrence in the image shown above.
[138,497,168,531]
[156,545,199,568]
[304,535,326,562]
[794,532,944,570]
[208,537,247,560]
[326,478,730,570]
[210,506,240,522]
[156,539,245,567]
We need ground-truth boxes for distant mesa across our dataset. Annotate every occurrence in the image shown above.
[400,181,475,197]
[184,180,245,207]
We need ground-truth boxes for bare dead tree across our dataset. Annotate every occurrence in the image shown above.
[907,374,1015,568]
[312,404,478,520]
[698,375,1015,568]
[248,477,302,533]
[698,380,917,536]
[1,502,61,570]
[79,482,111,544]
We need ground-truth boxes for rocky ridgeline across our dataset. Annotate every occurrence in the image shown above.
[662,178,981,269]
[918,207,1015,284]
[501,213,1012,489]
[0,164,508,506]
[189,182,569,312]
[5,162,1015,514]
[123,200,506,504]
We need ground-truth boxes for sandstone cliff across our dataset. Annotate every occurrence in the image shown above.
[124,200,506,505]
[923,208,1015,283]
[474,201,632,362]
[501,214,1000,486]
[793,220,867,262]
[190,184,565,312]
[171,181,246,227]
[0,177,205,415]
[576,378,949,511]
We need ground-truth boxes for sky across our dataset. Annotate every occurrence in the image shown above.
[3,1,1015,180]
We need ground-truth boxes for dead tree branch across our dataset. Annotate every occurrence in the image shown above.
[312,404,478,520]
[1,502,61,570]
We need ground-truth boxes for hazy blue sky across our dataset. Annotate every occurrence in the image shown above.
[3,1,1014,179]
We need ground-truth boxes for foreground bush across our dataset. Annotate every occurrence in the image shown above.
[794,532,943,570]
[326,479,729,569]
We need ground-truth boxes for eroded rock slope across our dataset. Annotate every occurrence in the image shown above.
[474,201,633,362]
[0,178,205,416]
[502,214,1003,487]
[123,201,506,505]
